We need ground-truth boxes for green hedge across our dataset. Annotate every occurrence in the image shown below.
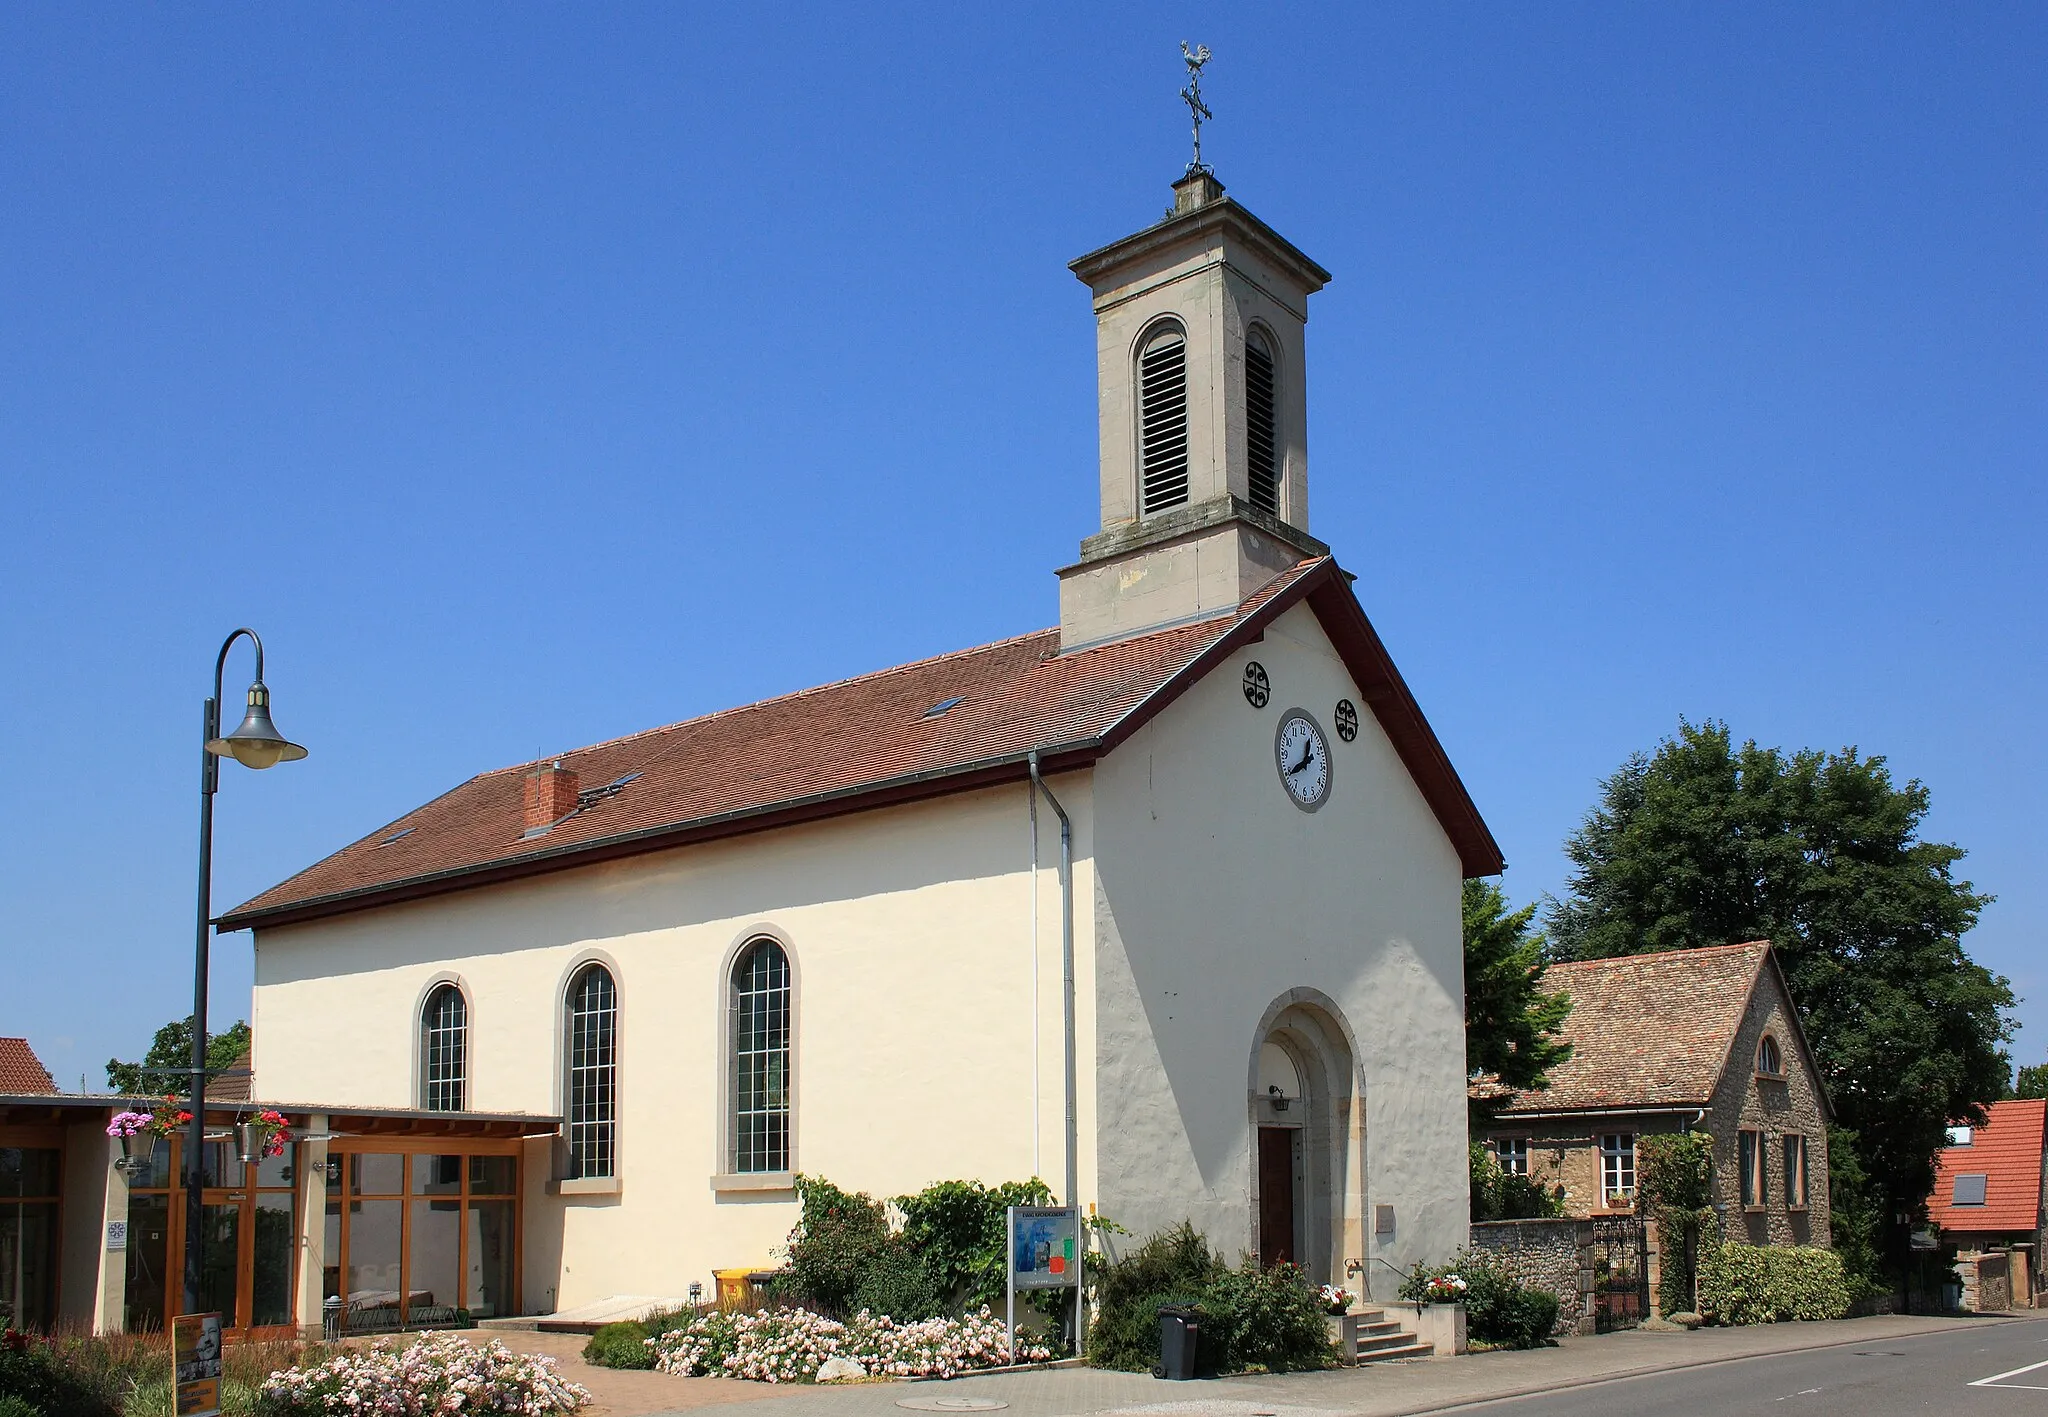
[1697,1242,1850,1324]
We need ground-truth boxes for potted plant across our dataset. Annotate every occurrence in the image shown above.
[107,1097,193,1174]
[1423,1273,1469,1306]
[236,1109,291,1165]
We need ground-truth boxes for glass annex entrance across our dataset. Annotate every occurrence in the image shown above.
[123,1137,299,1336]
[1,1141,62,1332]
[322,1141,521,1335]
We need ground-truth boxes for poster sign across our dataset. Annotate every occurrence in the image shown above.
[1009,1205,1079,1289]
[173,1312,224,1417]
[106,1220,128,1251]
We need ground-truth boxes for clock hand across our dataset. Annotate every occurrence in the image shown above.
[1287,743,1312,775]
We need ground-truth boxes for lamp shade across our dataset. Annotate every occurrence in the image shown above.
[206,681,309,770]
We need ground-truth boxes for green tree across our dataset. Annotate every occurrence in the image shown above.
[1548,720,2014,1275]
[1464,878,1573,1125]
[106,1015,250,1096]
[2013,1063,2048,1100]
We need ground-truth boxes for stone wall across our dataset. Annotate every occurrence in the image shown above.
[1470,1218,1591,1335]
[1958,1251,2012,1313]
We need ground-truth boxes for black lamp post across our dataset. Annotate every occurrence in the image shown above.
[184,628,306,1317]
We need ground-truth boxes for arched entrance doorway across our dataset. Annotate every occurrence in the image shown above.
[1247,991,1362,1286]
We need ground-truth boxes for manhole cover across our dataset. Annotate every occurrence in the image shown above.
[895,1399,1009,1412]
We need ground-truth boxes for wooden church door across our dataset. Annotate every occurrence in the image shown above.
[1257,1126,1298,1267]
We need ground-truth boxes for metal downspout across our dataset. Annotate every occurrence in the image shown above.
[1028,750,1081,1354]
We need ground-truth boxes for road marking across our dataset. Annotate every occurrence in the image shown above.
[1969,1356,2048,1390]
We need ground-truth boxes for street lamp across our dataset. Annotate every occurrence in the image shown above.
[184,628,306,1318]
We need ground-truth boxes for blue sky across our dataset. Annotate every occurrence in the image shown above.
[3,5,2042,1091]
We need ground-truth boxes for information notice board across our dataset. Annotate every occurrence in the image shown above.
[1004,1205,1079,1361]
[173,1312,223,1417]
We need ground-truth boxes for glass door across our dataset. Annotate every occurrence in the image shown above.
[0,1145,62,1332]
[126,1135,302,1335]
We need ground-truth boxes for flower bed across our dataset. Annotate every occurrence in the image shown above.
[649,1306,1053,1383]
[259,1333,588,1415]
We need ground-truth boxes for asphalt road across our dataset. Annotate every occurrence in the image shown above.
[1444,1316,2048,1417]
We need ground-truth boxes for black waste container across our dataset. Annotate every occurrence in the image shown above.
[1154,1304,1200,1380]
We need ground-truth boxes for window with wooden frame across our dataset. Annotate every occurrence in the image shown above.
[1783,1133,1809,1209]
[1496,1137,1530,1178]
[1739,1129,1765,1209]
[420,984,468,1112]
[1756,1034,1784,1079]
[1599,1132,1635,1202]
[730,938,792,1175]
[564,964,618,1180]
[326,1144,520,1333]
[1137,322,1190,514]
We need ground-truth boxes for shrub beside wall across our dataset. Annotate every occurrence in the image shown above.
[1400,1254,1560,1350]
[1697,1242,1851,1324]
[1088,1223,1332,1375]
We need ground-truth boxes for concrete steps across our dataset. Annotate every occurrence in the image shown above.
[1345,1307,1436,1364]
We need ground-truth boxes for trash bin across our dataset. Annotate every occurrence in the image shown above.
[1154,1304,1200,1380]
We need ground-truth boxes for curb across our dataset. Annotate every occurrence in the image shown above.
[1399,1314,2039,1415]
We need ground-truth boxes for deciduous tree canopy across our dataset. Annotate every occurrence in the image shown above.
[1464,877,1573,1124]
[106,1014,250,1096]
[1548,720,2013,1271]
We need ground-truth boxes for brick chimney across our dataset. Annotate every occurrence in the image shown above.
[523,760,580,836]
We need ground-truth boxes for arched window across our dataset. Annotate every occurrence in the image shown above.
[565,964,618,1179]
[1756,1034,1783,1078]
[1138,323,1190,514]
[730,938,791,1174]
[1245,328,1279,515]
[420,984,468,1112]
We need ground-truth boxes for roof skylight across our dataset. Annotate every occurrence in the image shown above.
[923,696,965,719]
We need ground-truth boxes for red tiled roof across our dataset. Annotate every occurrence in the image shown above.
[221,558,1503,930]
[1929,1098,2047,1235]
[0,1038,58,1094]
[1496,942,1775,1114]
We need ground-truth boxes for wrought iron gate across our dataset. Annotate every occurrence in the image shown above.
[1589,1215,1649,1331]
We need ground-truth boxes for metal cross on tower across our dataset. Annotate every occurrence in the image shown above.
[1180,41,1213,174]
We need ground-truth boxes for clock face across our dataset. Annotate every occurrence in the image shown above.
[1274,710,1332,812]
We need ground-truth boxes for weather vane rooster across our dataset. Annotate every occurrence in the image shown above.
[1180,41,1213,175]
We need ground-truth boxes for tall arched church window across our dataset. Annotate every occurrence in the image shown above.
[565,964,618,1179]
[1245,329,1279,515]
[420,984,468,1112]
[1138,323,1190,514]
[730,938,791,1173]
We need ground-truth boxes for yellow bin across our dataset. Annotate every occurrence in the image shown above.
[715,1267,763,1311]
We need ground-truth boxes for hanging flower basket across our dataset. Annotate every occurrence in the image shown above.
[106,1112,159,1166]
[237,1109,290,1164]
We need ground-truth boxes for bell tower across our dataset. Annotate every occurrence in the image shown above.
[1058,169,1332,651]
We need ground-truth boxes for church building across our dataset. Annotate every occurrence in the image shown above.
[203,166,1503,1329]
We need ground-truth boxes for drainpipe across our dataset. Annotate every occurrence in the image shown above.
[1027,749,1081,1354]
[1029,777,1040,1181]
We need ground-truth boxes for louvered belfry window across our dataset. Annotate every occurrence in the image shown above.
[1245,330,1279,515]
[1138,324,1190,514]
[420,984,468,1112]
[565,963,618,1179]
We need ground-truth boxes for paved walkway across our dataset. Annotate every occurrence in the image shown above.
[494,1313,2037,1417]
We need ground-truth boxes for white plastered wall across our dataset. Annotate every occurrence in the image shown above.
[1089,600,1469,1289]
[249,781,1094,1312]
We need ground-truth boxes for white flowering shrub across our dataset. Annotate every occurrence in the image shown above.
[259,1333,590,1415]
[650,1306,1052,1383]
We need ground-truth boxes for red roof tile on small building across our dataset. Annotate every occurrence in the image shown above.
[1497,942,1777,1114]
[1929,1098,2047,1235]
[220,558,1503,931]
[0,1038,58,1094]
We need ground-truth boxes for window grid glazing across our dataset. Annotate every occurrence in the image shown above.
[1599,1132,1635,1200]
[730,940,791,1174]
[421,985,468,1113]
[565,965,618,1179]
[1498,1137,1529,1177]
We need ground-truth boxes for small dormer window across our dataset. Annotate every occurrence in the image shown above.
[1756,1035,1784,1078]
[1138,323,1189,514]
[1245,328,1278,516]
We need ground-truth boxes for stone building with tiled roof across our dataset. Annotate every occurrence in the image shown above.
[192,167,1504,1337]
[1483,942,1833,1249]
